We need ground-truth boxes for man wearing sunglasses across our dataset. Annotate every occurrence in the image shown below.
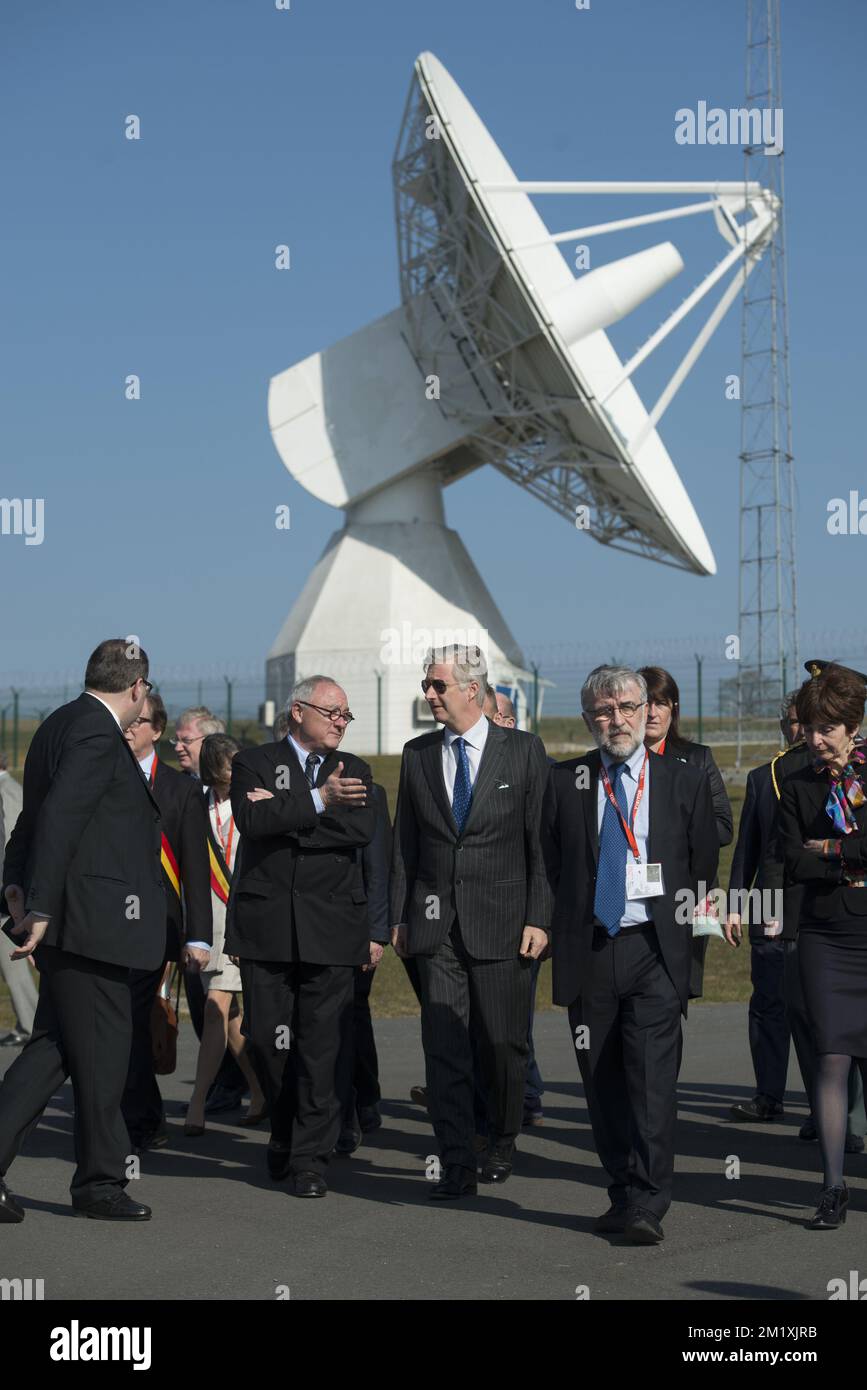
[0,638,165,1223]
[226,675,377,1198]
[391,644,552,1199]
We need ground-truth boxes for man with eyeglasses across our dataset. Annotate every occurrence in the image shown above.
[0,638,165,1223]
[121,690,212,1151]
[391,645,552,1199]
[542,665,718,1244]
[226,675,377,1198]
[172,706,225,779]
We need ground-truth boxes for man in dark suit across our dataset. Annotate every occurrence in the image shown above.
[121,690,212,1150]
[542,665,718,1244]
[226,675,377,1198]
[0,638,165,1222]
[391,645,551,1200]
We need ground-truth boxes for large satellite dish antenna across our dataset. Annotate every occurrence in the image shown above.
[267,52,778,752]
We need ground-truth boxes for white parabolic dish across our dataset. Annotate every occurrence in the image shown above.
[408,51,717,576]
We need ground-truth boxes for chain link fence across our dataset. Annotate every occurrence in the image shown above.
[2,629,865,765]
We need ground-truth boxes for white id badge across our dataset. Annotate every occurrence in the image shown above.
[626,862,664,899]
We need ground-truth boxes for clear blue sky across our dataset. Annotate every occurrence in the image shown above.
[1,0,864,686]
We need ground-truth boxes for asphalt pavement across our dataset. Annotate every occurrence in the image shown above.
[1,1004,864,1301]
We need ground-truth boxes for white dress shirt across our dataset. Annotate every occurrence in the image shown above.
[442,713,489,801]
[286,734,326,815]
[598,741,652,927]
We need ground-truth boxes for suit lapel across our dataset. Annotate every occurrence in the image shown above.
[421,734,459,837]
[647,748,663,862]
[461,722,508,832]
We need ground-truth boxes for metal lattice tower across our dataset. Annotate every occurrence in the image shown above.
[736,0,799,764]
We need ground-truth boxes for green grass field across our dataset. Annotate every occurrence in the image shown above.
[0,727,778,1027]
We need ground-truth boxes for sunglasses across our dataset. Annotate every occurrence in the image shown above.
[422,678,459,695]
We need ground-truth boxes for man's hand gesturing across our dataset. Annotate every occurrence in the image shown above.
[319,761,367,809]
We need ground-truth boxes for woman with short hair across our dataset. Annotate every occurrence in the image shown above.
[780,664,867,1229]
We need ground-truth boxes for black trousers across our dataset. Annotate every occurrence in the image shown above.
[0,944,133,1204]
[239,958,355,1175]
[748,938,790,1104]
[416,921,531,1172]
[335,965,381,1124]
[569,923,682,1220]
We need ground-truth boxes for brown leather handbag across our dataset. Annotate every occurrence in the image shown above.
[151,964,181,1076]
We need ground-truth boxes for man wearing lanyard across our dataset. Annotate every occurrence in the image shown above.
[542,666,718,1243]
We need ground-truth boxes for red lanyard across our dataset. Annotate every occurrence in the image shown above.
[599,753,648,862]
[657,736,667,755]
[148,751,158,786]
[211,790,235,866]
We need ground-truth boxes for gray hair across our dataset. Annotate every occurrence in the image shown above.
[286,674,342,710]
[424,645,488,708]
[176,706,225,737]
[580,665,647,712]
[780,690,800,720]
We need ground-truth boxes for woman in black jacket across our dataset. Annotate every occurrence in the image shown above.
[638,667,733,999]
[779,664,867,1230]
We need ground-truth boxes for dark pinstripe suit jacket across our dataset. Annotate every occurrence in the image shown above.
[390,721,553,960]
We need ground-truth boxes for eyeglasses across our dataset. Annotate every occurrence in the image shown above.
[295,700,354,724]
[173,733,204,747]
[136,678,153,694]
[129,717,153,729]
[586,700,646,723]
[422,678,458,695]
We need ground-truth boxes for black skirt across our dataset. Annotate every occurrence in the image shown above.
[798,919,867,1055]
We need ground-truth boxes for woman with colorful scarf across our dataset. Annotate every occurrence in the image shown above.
[780,664,867,1230]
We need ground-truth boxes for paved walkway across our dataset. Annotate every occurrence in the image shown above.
[1,1004,863,1301]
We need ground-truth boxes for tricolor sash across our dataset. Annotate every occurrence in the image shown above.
[148,754,182,902]
[206,819,233,906]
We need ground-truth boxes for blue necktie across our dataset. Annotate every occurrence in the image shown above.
[451,737,473,833]
[305,753,320,788]
[594,760,629,935]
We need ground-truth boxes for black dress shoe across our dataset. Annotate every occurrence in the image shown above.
[594,1203,630,1233]
[292,1171,327,1198]
[807,1184,849,1229]
[358,1104,382,1133]
[0,1029,29,1048]
[623,1206,665,1244]
[479,1141,514,1184]
[430,1164,477,1200]
[204,1083,246,1115]
[845,1132,865,1154]
[729,1094,783,1122]
[0,1179,25,1223]
[799,1119,818,1142]
[72,1192,151,1221]
[267,1143,294,1181]
[334,1125,361,1155]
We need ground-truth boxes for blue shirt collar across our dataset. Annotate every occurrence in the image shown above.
[601,741,647,780]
